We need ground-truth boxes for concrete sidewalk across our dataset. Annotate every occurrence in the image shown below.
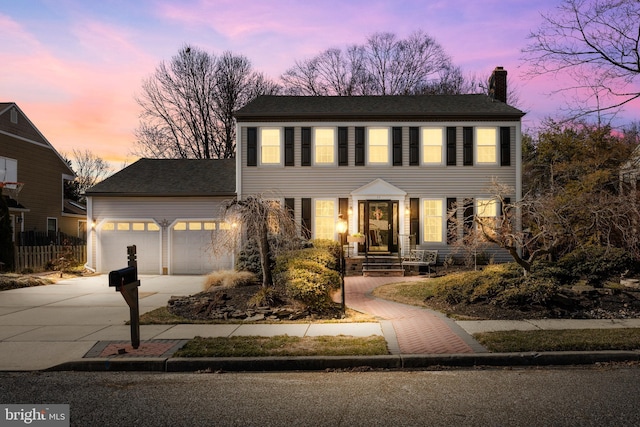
[2,274,640,371]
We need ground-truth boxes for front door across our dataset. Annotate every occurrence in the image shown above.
[358,200,399,253]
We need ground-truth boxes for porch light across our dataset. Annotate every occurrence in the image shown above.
[405,206,410,215]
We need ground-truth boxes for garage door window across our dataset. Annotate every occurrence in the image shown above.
[102,222,160,232]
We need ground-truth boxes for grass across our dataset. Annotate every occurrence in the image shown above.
[174,335,388,357]
[371,280,434,307]
[476,329,640,353]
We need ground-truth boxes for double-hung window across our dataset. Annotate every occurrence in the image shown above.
[260,128,281,165]
[314,128,335,165]
[476,128,497,164]
[476,198,498,232]
[422,128,444,164]
[314,199,336,240]
[422,199,443,243]
[367,128,389,164]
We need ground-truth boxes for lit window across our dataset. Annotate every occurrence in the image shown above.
[422,128,443,164]
[477,128,497,163]
[102,222,115,231]
[314,128,335,164]
[218,222,232,230]
[174,222,187,231]
[315,199,336,240]
[203,222,216,230]
[132,223,145,231]
[117,223,130,231]
[368,128,389,164]
[423,200,443,243]
[260,128,281,164]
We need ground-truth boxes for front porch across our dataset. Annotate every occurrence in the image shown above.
[344,254,430,277]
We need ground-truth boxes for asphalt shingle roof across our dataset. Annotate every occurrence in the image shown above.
[85,158,235,197]
[234,95,525,121]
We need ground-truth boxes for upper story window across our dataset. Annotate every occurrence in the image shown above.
[476,198,499,231]
[314,128,335,165]
[367,128,389,165]
[422,128,444,164]
[476,128,497,164]
[260,128,281,165]
[0,157,18,183]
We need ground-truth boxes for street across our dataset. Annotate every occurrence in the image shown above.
[2,366,640,426]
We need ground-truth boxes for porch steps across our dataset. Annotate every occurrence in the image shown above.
[362,255,405,277]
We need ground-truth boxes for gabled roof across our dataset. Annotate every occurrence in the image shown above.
[234,95,525,122]
[85,158,236,197]
[0,102,75,177]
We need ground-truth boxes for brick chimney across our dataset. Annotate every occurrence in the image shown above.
[488,66,507,103]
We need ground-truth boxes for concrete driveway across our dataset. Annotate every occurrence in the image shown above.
[0,275,206,370]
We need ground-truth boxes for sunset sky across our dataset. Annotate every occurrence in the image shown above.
[3,0,639,170]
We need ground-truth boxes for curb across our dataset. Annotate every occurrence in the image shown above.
[47,351,640,372]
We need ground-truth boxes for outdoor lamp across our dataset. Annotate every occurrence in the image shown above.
[335,216,348,313]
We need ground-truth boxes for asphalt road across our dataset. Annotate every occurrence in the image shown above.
[2,366,640,426]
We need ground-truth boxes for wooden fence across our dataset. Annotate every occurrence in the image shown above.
[14,245,87,272]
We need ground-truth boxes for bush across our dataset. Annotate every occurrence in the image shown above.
[274,245,341,312]
[203,270,256,292]
[235,237,263,279]
[430,263,558,308]
[558,245,635,286]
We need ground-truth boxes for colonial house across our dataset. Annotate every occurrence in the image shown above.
[234,67,524,270]
[0,102,85,243]
[85,67,524,275]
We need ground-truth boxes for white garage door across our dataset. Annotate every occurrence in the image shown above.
[99,221,161,274]
[170,220,234,275]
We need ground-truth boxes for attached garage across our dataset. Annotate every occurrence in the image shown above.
[170,220,234,274]
[85,159,237,275]
[98,220,161,274]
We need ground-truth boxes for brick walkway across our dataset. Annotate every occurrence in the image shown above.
[344,276,486,354]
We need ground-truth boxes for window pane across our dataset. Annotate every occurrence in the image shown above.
[422,200,443,242]
[188,222,202,230]
[315,200,335,240]
[147,223,160,231]
[132,222,145,231]
[368,128,389,163]
[314,128,335,164]
[422,128,443,164]
[477,128,497,163]
[117,223,130,231]
[174,222,187,231]
[203,222,216,230]
[102,222,115,231]
[477,199,498,217]
[261,128,281,164]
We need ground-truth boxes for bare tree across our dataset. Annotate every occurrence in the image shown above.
[65,149,111,203]
[523,0,640,123]
[134,45,280,159]
[222,195,303,288]
[282,30,459,96]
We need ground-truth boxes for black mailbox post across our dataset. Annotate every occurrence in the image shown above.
[108,245,141,349]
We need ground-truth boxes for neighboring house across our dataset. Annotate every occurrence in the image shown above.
[84,158,236,274]
[0,102,85,243]
[234,67,524,263]
[620,143,640,192]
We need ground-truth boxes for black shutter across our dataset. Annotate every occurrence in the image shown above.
[410,198,419,244]
[285,198,295,219]
[463,198,474,236]
[446,127,456,166]
[409,127,419,166]
[301,127,311,166]
[301,198,311,239]
[355,127,365,166]
[500,126,511,166]
[463,127,473,166]
[338,127,348,166]
[392,127,402,166]
[247,127,257,166]
[446,197,457,244]
[284,127,294,166]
